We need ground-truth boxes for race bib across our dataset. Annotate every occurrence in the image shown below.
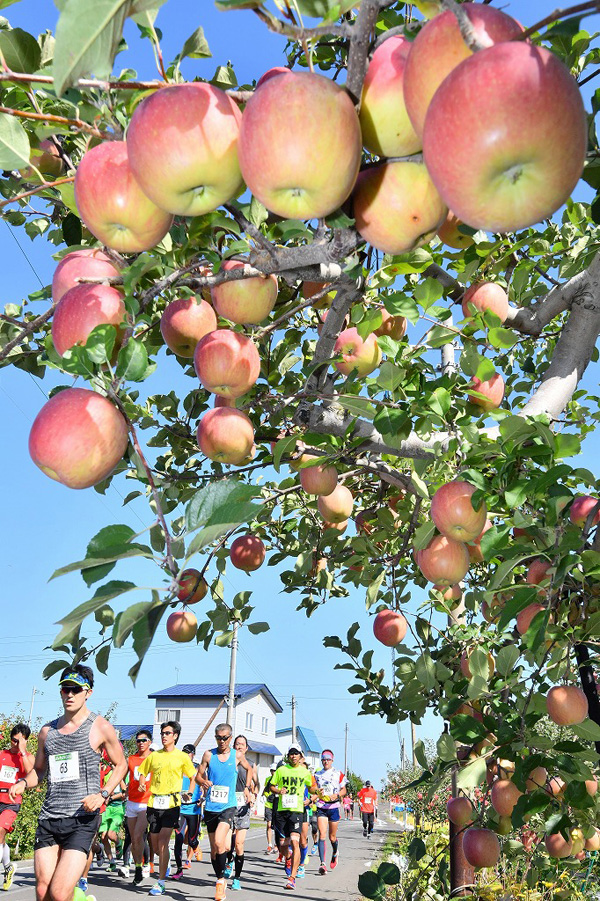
[0,765,18,785]
[49,751,80,783]
[133,767,140,780]
[210,785,229,804]
[281,793,296,809]
[153,794,171,810]
[236,791,246,807]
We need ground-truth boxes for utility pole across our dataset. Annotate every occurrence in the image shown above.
[291,695,297,745]
[226,621,239,727]
[344,723,348,773]
[27,686,37,727]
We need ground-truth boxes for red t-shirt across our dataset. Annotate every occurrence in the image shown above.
[357,787,378,812]
[127,754,151,804]
[0,749,29,805]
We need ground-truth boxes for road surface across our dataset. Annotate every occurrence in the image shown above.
[8,816,398,901]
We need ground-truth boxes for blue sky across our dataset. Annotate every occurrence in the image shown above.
[0,0,598,789]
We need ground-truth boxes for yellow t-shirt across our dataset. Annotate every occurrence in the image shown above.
[138,749,196,809]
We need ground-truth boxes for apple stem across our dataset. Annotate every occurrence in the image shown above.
[440,0,490,52]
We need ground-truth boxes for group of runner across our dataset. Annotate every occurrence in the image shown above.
[0,663,379,900]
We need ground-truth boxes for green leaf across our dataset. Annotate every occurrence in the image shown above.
[128,599,169,684]
[427,326,455,348]
[272,434,299,472]
[488,327,518,349]
[450,714,487,744]
[414,738,428,769]
[415,653,436,691]
[358,871,385,900]
[554,433,581,459]
[0,27,41,73]
[436,732,457,762]
[427,386,451,417]
[53,580,137,646]
[51,546,153,581]
[456,755,487,792]
[0,112,30,170]
[43,659,72,680]
[337,395,376,420]
[85,324,116,365]
[373,406,411,441]
[115,338,149,381]
[96,643,110,674]
[495,644,520,677]
[378,862,400,886]
[82,524,136,586]
[113,599,155,648]
[413,520,436,552]
[571,720,600,741]
[53,0,130,96]
[186,480,260,531]
[215,630,234,647]
[247,621,269,635]
[180,25,211,60]
[366,569,385,610]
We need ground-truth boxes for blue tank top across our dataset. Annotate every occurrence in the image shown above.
[205,748,237,812]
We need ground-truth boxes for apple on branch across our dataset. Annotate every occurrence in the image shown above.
[211,261,278,325]
[194,329,261,398]
[52,249,121,304]
[52,284,126,357]
[196,407,255,465]
[160,296,217,358]
[230,535,266,571]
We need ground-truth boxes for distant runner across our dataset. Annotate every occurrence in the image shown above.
[262,764,277,853]
[0,723,34,890]
[138,721,196,896]
[126,728,152,884]
[357,781,378,838]
[197,723,254,901]
[9,665,126,901]
[172,744,203,879]
[314,749,347,875]
[224,735,257,891]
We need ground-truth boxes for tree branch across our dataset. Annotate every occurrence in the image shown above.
[0,104,105,138]
[346,0,382,104]
[0,176,75,211]
[515,1,600,42]
[0,303,56,363]
[440,0,492,51]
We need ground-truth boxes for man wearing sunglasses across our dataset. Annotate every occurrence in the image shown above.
[9,664,126,901]
[137,720,196,896]
[0,723,34,890]
[196,724,254,901]
[126,729,152,885]
[314,749,347,875]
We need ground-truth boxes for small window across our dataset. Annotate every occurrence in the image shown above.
[245,712,253,730]
[262,717,268,734]
[157,708,180,723]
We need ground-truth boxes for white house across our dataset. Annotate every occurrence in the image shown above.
[275,725,323,771]
[148,682,283,804]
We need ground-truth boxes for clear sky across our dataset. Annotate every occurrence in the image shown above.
[0,0,597,790]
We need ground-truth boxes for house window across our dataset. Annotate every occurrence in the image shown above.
[156,708,181,723]
[261,717,268,734]
[245,712,253,730]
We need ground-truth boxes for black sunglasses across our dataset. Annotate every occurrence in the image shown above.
[61,685,84,695]
[136,738,150,743]
[216,735,230,741]
[161,731,174,736]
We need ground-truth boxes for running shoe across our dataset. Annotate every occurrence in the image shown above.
[142,865,151,878]
[285,857,292,877]
[118,865,130,877]
[285,877,296,891]
[165,867,171,878]
[171,870,183,880]
[109,861,117,873]
[310,846,317,856]
[231,879,241,891]
[368,833,372,839]
[318,863,327,876]
[149,862,155,875]
[224,863,233,879]
[148,882,165,896]
[330,854,339,870]
[276,855,284,864]
[77,877,88,893]
[133,867,144,885]
[183,861,191,869]
[265,846,273,854]
[194,849,202,862]
[363,829,367,837]
[296,866,305,879]
[215,877,226,901]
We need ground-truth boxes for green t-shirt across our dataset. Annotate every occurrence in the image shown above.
[270,764,312,814]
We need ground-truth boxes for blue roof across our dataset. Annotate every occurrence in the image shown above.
[276,726,322,754]
[148,683,283,713]
[245,740,282,757]
[115,724,153,741]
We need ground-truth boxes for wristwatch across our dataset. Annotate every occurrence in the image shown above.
[100,789,109,799]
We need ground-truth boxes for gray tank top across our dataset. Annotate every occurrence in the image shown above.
[40,712,101,819]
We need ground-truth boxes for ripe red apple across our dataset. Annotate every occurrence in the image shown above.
[416,534,470,585]
[436,211,474,250]
[194,329,261,398]
[302,281,336,309]
[160,296,217,358]
[126,83,243,216]
[334,328,382,377]
[462,828,500,868]
[238,71,362,220]
[585,829,600,851]
[196,407,255,465]
[467,520,492,563]
[516,603,546,636]
[74,141,173,252]
[29,387,129,489]
[359,35,421,158]
[491,779,522,817]
[545,832,572,859]
[177,569,208,604]
[52,249,121,304]
[374,309,406,340]
[317,484,354,523]
[20,138,64,181]
[497,759,515,780]
[546,776,566,798]
[546,685,588,726]
[373,609,408,647]
[230,534,266,572]
[353,161,447,255]
[166,610,198,643]
[423,42,587,233]
[525,766,547,791]
[211,261,278,325]
[526,558,551,586]
[462,282,509,323]
[403,3,522,139]
[434,583,462,602]
[570,495,600,527]
[322,520,348,533]
[256,67,292,89]
[431,480,487,543]
[52,284,126,356]
[299,457,338,497]
[447,796,474,827]
[586,776,598,797]
[468,374,505,412]
[460,647,494,680]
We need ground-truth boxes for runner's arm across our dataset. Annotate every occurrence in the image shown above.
[195,750,212,789]
[82,719,127,810]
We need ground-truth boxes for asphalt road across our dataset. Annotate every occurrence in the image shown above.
[7,816,397,901]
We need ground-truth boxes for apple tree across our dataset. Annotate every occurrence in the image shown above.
[1,0,600,893]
